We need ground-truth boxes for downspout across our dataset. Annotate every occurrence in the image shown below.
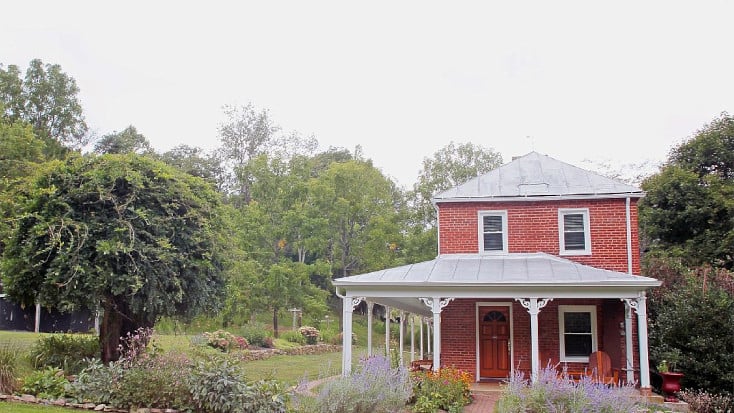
[626,197,632,275]
[433,200,440,256]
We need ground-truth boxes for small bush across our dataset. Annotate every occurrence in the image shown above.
[188,358,286,413]
[20,367,69,400]
[679,389,734,413]
[67,359,121,404]
[202,330,248,352]
[30,334,99,375]
[496,368,641,413]
[0,342,20,394]
[281,330,306,345]
[111,352,193,410]
[309,355,411,413]
[329,332,356,345]
[240,323,272,348]
[411,367,472,413]
[298,326,320,345]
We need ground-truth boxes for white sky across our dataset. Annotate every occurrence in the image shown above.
[3,1,734,187]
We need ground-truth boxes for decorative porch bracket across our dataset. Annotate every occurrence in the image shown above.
[420,297,454,371]
[516,298,553,382]
[622,293,651,392]
[341,296,365,376]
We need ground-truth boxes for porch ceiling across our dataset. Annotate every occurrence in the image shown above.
[335,253,661,314]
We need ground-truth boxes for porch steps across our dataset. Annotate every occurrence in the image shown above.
[470,382,505,395]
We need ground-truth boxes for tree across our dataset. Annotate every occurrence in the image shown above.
[160,144,223,187]
[1,154,225,361]
[0,59,88,152]
[640,113,734,268]
[93,125,153,155]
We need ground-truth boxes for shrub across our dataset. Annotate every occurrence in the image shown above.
[679,389,734,413]
[411,367,472,413]
[188,358,286,413]
[330,332,356,345]
[30,334,99,375]
[66,359,122,404]
[110,352,193,410]
[281,330,306,345]
[20,367,69,399]
[202,330,248,352]
[298,326,320,345]
[310,355,411,413]
[496,367,641,413]
[240,323,272,348]
[0,342,20,394]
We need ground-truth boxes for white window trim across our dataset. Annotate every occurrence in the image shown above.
[478,210,508,254]
[558,208,591,255]
[558,305,597,363]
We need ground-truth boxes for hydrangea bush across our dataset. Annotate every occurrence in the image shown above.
[202,330,248,352]
[297,326,320,345]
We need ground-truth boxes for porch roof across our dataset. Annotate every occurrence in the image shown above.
[333,253,660,316]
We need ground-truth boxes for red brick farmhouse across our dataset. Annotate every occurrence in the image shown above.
[333,152,661,393]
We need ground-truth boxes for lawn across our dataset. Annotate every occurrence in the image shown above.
[0,402,72,412]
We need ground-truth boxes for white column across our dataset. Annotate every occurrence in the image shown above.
[367,302,374,357]
[410,315,415,362]
[341,296,364,376]
[419,317,424,359]
[624,301,635,384]
[635,295,652,390]
[34,303,41,333]
[426,319,432,354]
[399,311,405,366]
[516,298,552,382]
[385,306,391,356]
[421,297,454,371]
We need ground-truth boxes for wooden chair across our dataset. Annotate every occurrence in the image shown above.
[410,359,433,372]
[586,350,620,385]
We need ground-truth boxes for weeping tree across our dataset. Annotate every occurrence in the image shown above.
[1,153,225,362]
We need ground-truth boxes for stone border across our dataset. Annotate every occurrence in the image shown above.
[234,344,341,362]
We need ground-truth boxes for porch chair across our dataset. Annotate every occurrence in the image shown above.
[586,350,620,385]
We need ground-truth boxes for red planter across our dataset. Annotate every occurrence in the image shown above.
[660,372,684,402]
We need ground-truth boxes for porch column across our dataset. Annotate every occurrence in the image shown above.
[399,311,405,366]
[367,302,374,356]
[385,306,391,355]
[426,318,431,354]
[516,298,552,382]
[419,317,424,359]
[421,297,454,371]
[624,301,635,384]
[410,315,415,362]
[341,296,364,376]
[624,294,652,393]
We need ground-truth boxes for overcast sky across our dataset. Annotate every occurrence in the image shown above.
[4,1,734,187]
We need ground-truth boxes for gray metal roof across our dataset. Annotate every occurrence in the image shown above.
[433,152,644,202]
[333,253,660,288]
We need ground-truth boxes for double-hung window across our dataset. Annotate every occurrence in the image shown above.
[478,211,508,253]
[558,208,591,255]
[558,305,597,362]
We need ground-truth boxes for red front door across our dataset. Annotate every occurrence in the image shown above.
[479,306,511,378]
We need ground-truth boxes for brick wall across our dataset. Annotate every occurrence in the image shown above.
[437,198,641,274]
[439,298,638,382]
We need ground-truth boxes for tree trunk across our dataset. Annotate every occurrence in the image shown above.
[100,299,123,363]
[273,307,279,338]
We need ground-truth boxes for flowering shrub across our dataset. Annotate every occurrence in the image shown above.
[298,326,320,345]
[496,367,641,413]
[202,330,248,352]
[679,389,734,413]
[411,367,472,413]
[301,355,411,413]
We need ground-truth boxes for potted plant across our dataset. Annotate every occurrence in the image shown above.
[657,351,684,402]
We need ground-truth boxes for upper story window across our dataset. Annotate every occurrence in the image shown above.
[558,305,597,362]
[558,208,591,255]
[478,211,508,254]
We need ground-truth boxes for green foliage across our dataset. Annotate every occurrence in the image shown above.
[647,262,734,394]
[20,367,69,399]
[0,342,20,394]
[640,113,734,269]
[29,334,99,375]
[411,368,472,413]
[281,330,306,345]
[1,153,226,361]
[240,323,273,348]
[202,330,248,352]
[0,59,88,150]
[679,389,734,413]
[188,358,287,413]
[93,125,153,155]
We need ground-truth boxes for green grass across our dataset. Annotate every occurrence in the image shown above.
[0,402,73,412]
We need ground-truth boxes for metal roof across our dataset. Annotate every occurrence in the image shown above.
[433,152,644,202]
[333,253,660,288]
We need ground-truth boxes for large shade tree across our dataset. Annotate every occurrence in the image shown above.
[1,154,225,361]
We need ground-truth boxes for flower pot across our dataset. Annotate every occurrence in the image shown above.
[659,372,684,402]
